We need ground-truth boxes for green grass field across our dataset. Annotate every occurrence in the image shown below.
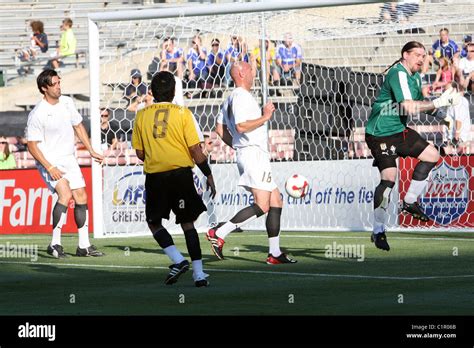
[0,231,473,315]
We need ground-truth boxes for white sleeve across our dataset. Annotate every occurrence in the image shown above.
[64,97,83,126]
[26,112,44,142]
[173,77,185,106]
[232,92,255,125]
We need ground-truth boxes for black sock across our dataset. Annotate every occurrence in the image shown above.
[230,204,265,224]
[74,203,87,229]
[52,202,68,230]
[266,207,282,238]
[152,227,174,249]
[183,228,201,261]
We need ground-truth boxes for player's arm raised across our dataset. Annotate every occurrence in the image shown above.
[235,101,274,133]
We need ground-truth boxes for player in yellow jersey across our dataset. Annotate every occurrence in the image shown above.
[132,71,216,287]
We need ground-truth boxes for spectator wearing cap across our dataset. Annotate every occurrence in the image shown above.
[460,35,472,59]
[457,42,474,93]
[207,38,225,88]
[159,37,184,79]
[124,69,148,112]
[276,32,303,85]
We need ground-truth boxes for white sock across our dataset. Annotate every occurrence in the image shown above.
[78,210,91,249]
[215,221,235,239]
[268,236,281,256]
[192,260,208,280]
[51,212,66,246]
[373,207,388,234]
[404,179,428,204]
[163,245,185,264]
[216,213,260,240]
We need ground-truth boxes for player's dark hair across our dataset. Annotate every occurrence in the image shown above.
[37,69,59,95]
[439,27,449,34]
[151,71,175,102]
[383,41,425,74]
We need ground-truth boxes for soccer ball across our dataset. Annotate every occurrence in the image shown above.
[285,174,310,198]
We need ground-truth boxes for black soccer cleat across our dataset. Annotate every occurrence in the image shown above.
[76,245,105,257]
[47,244,67,259]
[164,260,190,285]
[371,232,390,251]
[402,201,430,222]
[195,279,209,287]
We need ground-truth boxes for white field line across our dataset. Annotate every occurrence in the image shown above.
[0,260,473,281]
[1,234,473,242]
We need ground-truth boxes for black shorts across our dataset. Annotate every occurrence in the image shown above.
[145,167,206,225]
[365,127,429,171]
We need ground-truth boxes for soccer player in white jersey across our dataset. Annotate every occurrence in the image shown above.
[206,61,297,264]
[26,69,105,258]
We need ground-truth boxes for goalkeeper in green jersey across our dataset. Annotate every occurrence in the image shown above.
[365,41,460,251]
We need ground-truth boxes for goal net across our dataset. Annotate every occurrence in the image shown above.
[88,0,474,237]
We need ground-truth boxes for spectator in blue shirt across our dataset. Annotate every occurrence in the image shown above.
[207,38,225,88]
[424,28,459,73]
[224,36,249,86]
[160,37,184,79]
[276,32,303,85]
[186,35,208,89]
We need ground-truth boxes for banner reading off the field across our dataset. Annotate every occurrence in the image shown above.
[102,160,390,235]
[0,167,93,234]
[399,156,474,227]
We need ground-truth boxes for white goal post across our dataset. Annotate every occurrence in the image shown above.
[88,0,474,237]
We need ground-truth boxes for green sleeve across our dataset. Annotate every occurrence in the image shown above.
[387,70,411,103]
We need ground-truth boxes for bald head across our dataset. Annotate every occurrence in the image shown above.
[230,61,253,89]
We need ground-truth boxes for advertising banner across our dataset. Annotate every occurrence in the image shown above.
[103,160,388,236]
[399,156,474,227]
[0,167,93,234]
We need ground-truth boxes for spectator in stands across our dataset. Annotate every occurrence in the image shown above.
[397,0,419,23]
[224,35,249,86]
[379,2,398,23]
[460,35,472,59]
[423,28,459,73]
[207,38,225,89]
[0,136,17,170]
[50,18,77,70]
[100,108,121,150]
[17,20,49,62]
[159,37,184,79]
[186,35,208,91]
[432,57,455,93]
[457,43,474,93]
[443,83,471,154]
[124,69,148,112]
[252,39,281,92]
[276,32,303,85]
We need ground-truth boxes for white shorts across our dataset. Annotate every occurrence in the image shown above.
[38,155,85,192]
[236,146,277,192]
